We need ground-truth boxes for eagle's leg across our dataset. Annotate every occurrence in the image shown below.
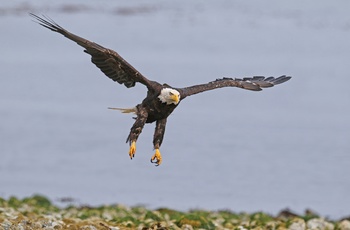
[151,118,167,166]
[126,106,148,160]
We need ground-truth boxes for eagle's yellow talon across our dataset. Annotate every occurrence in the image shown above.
[150,149,162,166]
[129,141,136,159]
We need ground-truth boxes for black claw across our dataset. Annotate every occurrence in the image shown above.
[150,158,160,166]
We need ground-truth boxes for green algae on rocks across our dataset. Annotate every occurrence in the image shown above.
[0,195,348,230]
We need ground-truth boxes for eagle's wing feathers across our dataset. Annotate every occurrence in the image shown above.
[30,13,152,89]
[179,75,291,98]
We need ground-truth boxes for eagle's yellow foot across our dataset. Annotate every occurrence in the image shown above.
[150,149,162,166]
[129,141,136,159]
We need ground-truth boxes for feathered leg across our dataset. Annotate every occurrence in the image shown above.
[151,118,167,166]
[126,106,148,160]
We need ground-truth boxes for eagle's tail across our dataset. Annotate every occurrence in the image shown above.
[108,107,137,114]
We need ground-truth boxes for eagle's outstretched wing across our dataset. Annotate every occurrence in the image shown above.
[179,75,291,99]
[30,13,153,89]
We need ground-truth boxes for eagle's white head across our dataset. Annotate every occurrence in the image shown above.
[158,88,180,105]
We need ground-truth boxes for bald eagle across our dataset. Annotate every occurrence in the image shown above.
[30,13,291,166]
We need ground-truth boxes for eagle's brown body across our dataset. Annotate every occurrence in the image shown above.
[142,86,179,123]
[30,13,291,166]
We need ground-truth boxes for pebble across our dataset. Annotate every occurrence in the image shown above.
[307,218,334,230]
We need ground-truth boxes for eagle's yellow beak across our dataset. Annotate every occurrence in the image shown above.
[170,94,180,104]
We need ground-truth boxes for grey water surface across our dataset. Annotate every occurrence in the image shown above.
[1,0,350,219]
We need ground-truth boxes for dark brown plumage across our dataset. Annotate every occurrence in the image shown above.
[30,13,291,166]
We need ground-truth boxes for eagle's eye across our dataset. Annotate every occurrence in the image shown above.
[169,92,174,95]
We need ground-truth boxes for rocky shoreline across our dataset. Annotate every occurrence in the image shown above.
[0,195,349,230]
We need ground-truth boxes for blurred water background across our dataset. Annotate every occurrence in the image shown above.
[1,0,350,219]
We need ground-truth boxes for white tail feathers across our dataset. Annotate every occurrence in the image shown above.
[108,107,137,114]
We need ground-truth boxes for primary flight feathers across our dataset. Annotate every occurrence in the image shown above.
[30,13,150,88]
